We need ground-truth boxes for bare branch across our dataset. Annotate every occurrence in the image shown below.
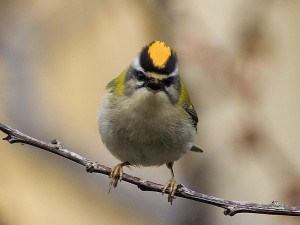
[1,122,300,216]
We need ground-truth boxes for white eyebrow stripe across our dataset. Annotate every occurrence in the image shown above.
[132,56,145,72]
[168,65,178,77]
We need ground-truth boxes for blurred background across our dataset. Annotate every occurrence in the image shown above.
[1,0,300,224]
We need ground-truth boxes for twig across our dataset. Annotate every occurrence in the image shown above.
[0,122,300,216]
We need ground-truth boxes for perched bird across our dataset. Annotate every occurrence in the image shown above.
[98,41,203,203]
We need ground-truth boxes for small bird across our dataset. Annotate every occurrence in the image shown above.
[98,41,203,203]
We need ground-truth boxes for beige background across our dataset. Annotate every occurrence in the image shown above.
[1,0,300,224]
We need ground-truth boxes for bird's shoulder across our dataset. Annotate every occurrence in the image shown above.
[177,78,198,128]
[106,67,130,95]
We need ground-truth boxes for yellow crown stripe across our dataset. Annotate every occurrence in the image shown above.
[148,41,171,68]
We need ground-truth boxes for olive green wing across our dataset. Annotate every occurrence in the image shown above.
[178,79,198,127]
[105,67,129,95]
[184,102,198,129]
[183,103,204,152]
[178,79,204,152]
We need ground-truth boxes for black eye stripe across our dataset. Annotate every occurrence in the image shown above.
[132,69,176,88]
[134,70,149,82]
[163,77,174,87]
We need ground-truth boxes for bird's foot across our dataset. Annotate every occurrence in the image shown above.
[162,177,177,204]
[109,162,129,192]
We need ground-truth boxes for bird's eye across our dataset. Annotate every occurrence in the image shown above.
[163,77,174,87]
[135,71,148,82]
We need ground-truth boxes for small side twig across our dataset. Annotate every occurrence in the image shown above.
[1,122,300,216]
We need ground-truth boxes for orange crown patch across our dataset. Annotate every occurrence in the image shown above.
[148,41,171,69]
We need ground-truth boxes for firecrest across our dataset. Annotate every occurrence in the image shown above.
[98,41,203,203]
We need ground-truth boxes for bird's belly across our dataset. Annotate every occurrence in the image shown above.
[98,92,196,166]
[109,121,189,166]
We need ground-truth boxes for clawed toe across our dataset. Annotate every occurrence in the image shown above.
[108,162,130,193]
[162,177,177,204]
[109,165,123,188]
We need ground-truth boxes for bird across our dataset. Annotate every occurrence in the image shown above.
[97,41,203,203]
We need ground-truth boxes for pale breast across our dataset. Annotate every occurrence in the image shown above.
[98,90,196,166]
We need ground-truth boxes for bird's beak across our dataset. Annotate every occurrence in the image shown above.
[145,79,164,92]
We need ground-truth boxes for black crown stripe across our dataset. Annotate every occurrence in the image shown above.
[139,43,177,75]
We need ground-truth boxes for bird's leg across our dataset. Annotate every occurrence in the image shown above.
[162,162,177,204]
[109,161,130,192]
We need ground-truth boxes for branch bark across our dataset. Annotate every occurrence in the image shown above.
[0,122,300,216]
